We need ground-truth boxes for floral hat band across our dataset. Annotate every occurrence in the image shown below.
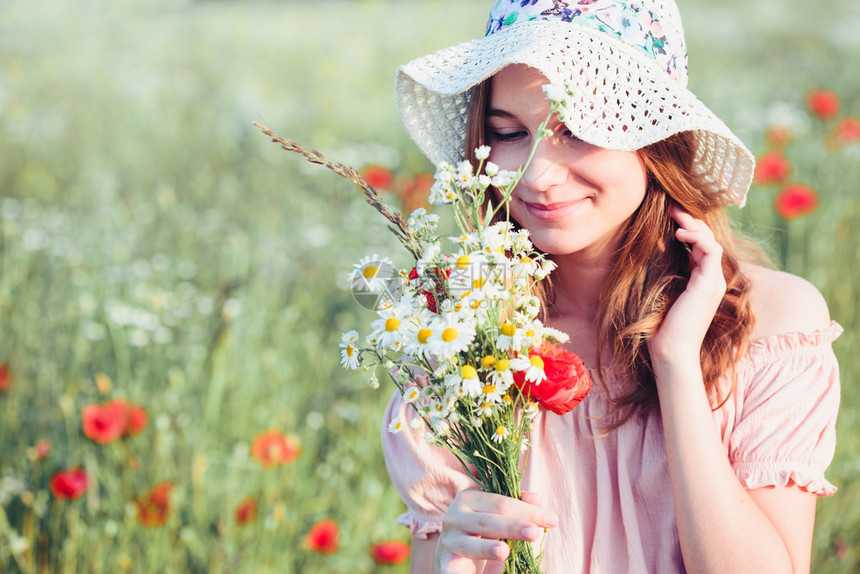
[485,0,688,84]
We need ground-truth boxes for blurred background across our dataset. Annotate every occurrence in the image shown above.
[0,0,857,572]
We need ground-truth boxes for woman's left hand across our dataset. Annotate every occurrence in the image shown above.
[648,206,727,365]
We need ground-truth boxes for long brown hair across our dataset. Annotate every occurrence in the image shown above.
[465,80,767,424]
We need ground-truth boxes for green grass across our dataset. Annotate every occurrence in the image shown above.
[0,0,858,572]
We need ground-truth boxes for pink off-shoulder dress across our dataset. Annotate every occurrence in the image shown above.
[381,322,842,573]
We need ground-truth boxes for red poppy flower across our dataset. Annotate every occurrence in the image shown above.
[49,467,89,501]
[361,165,395,191]
[408,266,452,313]
[305,519,340,554]
[514,343,591,416]
[396,173,434,212]
[34,439,52,461]
[765,125,793,149]
[235,496,258,526]
[123,402,149,436]
[250,430,302,469]
[829,116,860,148]
[370,540,411,565]
[753,151,791,185]
[82,402,127,445]
[806,89,840,121]
[774,183,819,220]
[135,480,174,527]
[0,362,12,392]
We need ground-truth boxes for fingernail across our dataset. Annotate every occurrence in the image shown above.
[493,543,509,560]
[543,513,558,527]
[522,525,539,540]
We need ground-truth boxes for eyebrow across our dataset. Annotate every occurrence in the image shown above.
[486,108,516,119]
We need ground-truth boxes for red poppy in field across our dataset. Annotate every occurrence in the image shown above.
[135,480,174,527]
[774,183,819,220]
[119,400,149,436]
[514,343,591,416]
[765,125,793,149]
[82,402,127,444]
[305,519,340,554]
[250,429,302,469]
[829,116,860,148]
[82,399,149,444]
[806,89,840,121]
[396,173,434,212]
[361,165,395,191]
[235,496,258,526]
[0,362,12,392]
[370,540,411,565]
[753,151,791,185]
[34,439,52,461]
[49,467,89,501]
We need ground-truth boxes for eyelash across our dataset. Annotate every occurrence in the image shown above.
[487,129,581,144]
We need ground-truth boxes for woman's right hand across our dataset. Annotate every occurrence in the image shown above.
[433,489,558,574]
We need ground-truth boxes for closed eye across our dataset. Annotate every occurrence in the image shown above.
[487,129,528,143]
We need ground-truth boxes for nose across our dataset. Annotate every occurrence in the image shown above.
[520,137,570,193]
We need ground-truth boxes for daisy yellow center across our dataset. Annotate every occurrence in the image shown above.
[473,277,486,289]
[394,421,402,430]
[494,426,506,436]
[363,265,379,279]
[346,346,354,357]
[455,302,463,312]
[470,300,482,310]
[461,365,478,379]
[500,323,515,337]
[503,394,513,404]
[385,318,400,332]
[442,327,459,342]
[496,359,510,372]
[520,256,533,264]
[481,355,497,369]
[529,356,545,370]
[417,328,433,344]
[482,384,496,395]
[456,255,471,269]
[525,329,535,337]
[435,404,444,412]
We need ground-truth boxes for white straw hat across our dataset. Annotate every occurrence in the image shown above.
[395,0,755,207]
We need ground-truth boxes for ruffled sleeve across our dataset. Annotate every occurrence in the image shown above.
[723,321,842,496]
[381,391,479,538]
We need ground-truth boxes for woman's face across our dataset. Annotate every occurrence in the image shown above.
[486,64,649,259]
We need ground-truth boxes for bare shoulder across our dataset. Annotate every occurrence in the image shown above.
[741,263,831,341]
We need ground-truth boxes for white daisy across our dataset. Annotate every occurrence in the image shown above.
[534,257,558,280]
[368,306,417,353]
[480,382,506,404]
[339,330,361,370]
[475,401,496,418]
[511,354,547,384]
[496,322,522,352]
[491,425,509,443]
[489,358,515,387]
[388,417,406,433]
[402,386,421,403]
[449,364,482,398]
[350,254,394,292]
[430,313,477,360]
[474,145,491,161]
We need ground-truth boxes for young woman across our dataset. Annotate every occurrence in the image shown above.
[382,1,841,572]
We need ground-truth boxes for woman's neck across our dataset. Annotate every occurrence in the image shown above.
[546,249,614,323]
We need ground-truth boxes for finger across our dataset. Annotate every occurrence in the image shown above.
[439,554,483,574]
[457,490,558,530]
[520,491,543,506]
[440,533,510,562]
[482,560,507,574]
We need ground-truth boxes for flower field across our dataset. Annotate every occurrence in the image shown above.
[0,0,858,572]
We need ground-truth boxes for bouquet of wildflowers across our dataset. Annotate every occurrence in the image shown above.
[256,86,591,573]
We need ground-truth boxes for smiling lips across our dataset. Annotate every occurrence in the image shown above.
[523,198,589,222]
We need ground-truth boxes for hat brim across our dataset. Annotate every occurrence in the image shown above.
[396,20,753,207]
